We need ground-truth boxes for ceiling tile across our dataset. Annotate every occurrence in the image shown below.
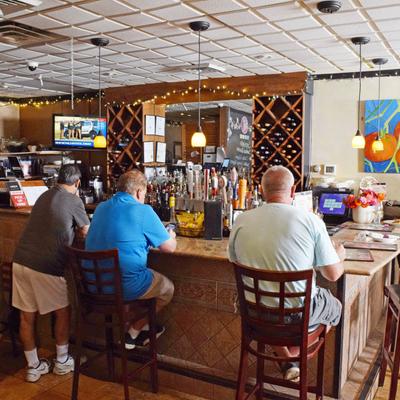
[113,12,164,26]
[332,22,375,37]
[217,37,259,50]
[108,28,151,42]
[291,27,333,41]
[140,23,188,37]
[80,0,137,16]
[215,10,265,26]
[275,16,321,31]
[256,3,308,21]
[189,0,245,14]
[319,10,366,25]
[137,38,175,50]
[366,5,400,20]
[14,14,66,29]
[45,6,99,24]
[360,0,400,6]
[79,18,129,32]
[107,43,143,53]
[149,4,203,21]
[122,0,179,9]
[50,26,96,37]
[235,23,278,36]
[202,27,241,41]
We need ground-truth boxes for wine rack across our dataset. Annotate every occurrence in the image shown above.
[252,95,304,189]
[107,104,144,190]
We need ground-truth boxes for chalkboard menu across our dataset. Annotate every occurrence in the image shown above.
[225,108,252,170]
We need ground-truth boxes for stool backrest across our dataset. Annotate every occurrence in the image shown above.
[1,262,12,303]
[233,262,313,347]
[67,247,123,306]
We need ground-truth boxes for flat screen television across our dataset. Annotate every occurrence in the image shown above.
[52,114,107,149]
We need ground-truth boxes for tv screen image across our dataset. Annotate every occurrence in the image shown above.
[53,115,107,149]
[319,193,348,216]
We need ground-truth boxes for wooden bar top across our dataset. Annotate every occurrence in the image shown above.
[1,207,398,277]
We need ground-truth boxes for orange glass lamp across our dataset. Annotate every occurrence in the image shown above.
[371,57,388,153]
[351,36,370,149]
[94,134,107,149]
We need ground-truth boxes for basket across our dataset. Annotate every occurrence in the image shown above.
[177,226,204,238]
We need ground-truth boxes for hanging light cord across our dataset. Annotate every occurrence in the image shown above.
[357,42,362,132]
[71,37,74,110]
[197,29,201,131]
[377,64,382,138]
[98,44,101,119]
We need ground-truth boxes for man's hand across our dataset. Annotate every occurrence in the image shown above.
[331,239,346,262]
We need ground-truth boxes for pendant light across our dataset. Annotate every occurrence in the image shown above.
[371,58,388,153]
[351,36,370,149]
[91,37,109,149]
[189,21,210,149]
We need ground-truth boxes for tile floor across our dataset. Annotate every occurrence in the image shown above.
[0,337,396,400]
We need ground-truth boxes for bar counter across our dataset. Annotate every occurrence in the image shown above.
[0,207,399,400]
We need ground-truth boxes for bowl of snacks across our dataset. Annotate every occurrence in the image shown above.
[176,211,204,238]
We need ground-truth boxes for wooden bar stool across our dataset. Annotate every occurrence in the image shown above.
[0,261,19,356]
[379,284,400,400]
[233,262,328,400]
[67,247,159,400]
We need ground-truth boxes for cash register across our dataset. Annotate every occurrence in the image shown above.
[317,189,353,235]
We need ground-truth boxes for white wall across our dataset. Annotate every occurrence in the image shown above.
[0,104,19,139]
[311,77,400,199]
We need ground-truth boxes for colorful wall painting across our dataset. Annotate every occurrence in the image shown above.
[364,99,400,173]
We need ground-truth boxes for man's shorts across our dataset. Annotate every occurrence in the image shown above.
[138,269,174,307]
[12,262,69,315]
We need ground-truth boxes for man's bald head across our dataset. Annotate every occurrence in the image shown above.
[261,166,295,203]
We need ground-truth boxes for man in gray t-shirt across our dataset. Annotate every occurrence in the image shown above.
[12,164,90,383]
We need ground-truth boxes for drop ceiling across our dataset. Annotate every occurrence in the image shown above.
[0,0,398,98]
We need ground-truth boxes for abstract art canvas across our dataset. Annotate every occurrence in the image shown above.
[364,99,400,173]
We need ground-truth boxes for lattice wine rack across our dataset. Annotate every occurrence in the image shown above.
[107,104,143,190]
[252,95,304,188]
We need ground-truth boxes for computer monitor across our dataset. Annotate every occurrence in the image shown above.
[293,190,313,213]
[318,192,350,224]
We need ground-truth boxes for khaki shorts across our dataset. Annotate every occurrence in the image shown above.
[138,269,174,308]
[12,262,69,315]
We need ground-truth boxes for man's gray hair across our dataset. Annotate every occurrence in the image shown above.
[57,164,81,186]
[261,166,295,194]
[117,169,147,195]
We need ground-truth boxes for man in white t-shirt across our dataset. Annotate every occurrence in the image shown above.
[228,166,345,381]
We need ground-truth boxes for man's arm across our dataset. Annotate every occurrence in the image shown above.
[319,240,345,282]
[158,229,177,253]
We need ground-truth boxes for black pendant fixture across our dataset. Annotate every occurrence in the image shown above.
[189,21,210,149]
[371,57,388,153]
[317,1,342,13]
[90,37,109,120]
[351,36,370,149]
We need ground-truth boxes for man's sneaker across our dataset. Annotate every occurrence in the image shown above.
[53,355,74,375]
[284,365,300,382]
[125,325,166,350]
[26,359,50,383]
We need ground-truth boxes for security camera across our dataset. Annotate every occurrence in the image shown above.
[27,61,39,72]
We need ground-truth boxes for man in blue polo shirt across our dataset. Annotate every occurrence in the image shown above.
[86,169,176,349]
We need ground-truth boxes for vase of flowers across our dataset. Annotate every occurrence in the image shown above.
[343,190,385,224]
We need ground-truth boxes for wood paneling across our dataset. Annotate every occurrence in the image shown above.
[19,100,98,146]
[104,72,307,105]
[184,120,219,163]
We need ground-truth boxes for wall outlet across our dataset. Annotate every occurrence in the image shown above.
[323,164,337,175]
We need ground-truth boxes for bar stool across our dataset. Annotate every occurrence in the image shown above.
[379,284,400,400]
[67,247,159,400]
[0,261,19,356]
[233,262,327,400]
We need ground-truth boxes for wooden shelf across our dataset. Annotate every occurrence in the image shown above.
[0,151,66,157]
[252,95,304,188]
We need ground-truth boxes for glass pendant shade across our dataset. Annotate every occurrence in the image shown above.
[94,134,107,149]
[352,129,365,149]
[372,138,384,152]
[191,129,206,147]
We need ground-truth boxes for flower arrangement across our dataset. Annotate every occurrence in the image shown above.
[343,190,385,209]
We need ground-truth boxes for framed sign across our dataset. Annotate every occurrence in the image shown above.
[145,115,156,135]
